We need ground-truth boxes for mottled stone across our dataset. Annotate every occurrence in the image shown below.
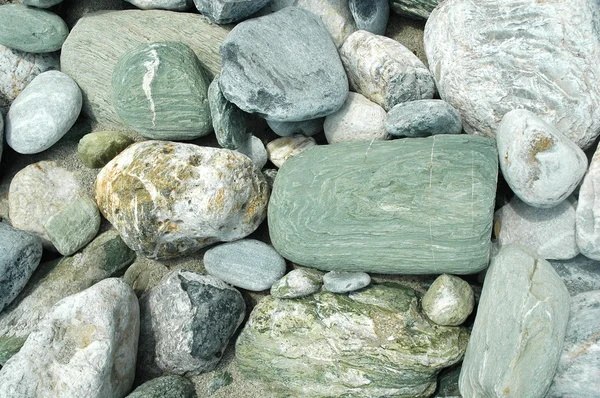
[322,271,371,293]
[349,0,389,35]
[422,274,474,326]
[263,168,278,188]
[576,147,600,260]
[497,109,587,208]
[459,245,570,398]
[77,130,134,168]
[126,0,192,11]
[236,135,267,169]
[386,99,462,138]
[267,117,323,137]
[549,255,600,297]
[390,0,438,20]
[269,135,498,274]
[219,7,348,122]
[341,30,435,111]
[237,283,469,397]
[0,278,139,398]
[95,141,269,259]
[126,375,196,398]
[424,0,600,149]
[266,134,317,168]
[193,0,270,24]
[208,75,250,150]
[270,267,323,299]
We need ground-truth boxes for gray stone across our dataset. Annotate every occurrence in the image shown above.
[497,109,587,208]
[389,0,438,20]
[53,0,124,28]
[270,267,323,299]
[266,134,317,168]
[421,274,474,326]
[549,255,600,297]
[349,0,389,35]
[386,99,462,138]
[204,239,287,291]
[424,0,600,149]
[322,271,371,293]
[126,0,192,11]
[435,366,462,398]
[77,130,134,168]
[576,147,600,260]
[193,0,270,24]
[126,375,196,398]
[21,0,64,7]
[459,244,570,398]
[236,135,267,169]
[219,7,348,122]
[266,117,323,137]
[0,278,139,398]
[341,30,435,111]
[0,112,3,162]
[208,75,250,150]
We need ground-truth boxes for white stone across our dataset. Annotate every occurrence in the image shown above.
[266,134,317,168]
[236,135,268,169]
[125,0,192,10]
[576,148,600,260]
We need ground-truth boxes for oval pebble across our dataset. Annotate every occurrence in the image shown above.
[266,134,317,168]
[193,0,270,24]
[421,274,474,326]
[385,99,462,138]
[125,0,192,11]
[323,271,371,293]
[270,267,324,299]
[267,118,324,137]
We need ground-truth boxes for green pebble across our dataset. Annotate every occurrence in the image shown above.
[78,131,133,168]
[126,375,196,398]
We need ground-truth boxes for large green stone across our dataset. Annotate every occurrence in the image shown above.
[268,135,498,274]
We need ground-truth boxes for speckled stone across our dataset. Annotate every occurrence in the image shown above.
[576,147,600,260]
[77,130,134,168]
[549,255,600,297]
[236,135,267,169]
[270,267,323,299]
[126,0,192,10]
[269,135,498,274]
[386,99,462,138]
[266,134,317,168]
[126,375,196,398]
[266,118,324,137]
[208,75,250,150]
[349,0,389,35]
[193,0,270,24]
[421,274,474,326]
[322,271,371,293]
[20,0,64,7]
[390,0,438,20]
[324,92,387,144]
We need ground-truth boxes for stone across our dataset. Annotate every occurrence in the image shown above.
[204,239,287,291]
[349,0,389,35]
[546,291,600,397]
[207,371,233,395]
[495,196,579,260]
[424,0,600,149]
[0,4,68,53]
[270,267,323,299]
[269,135,498,274]
[219,7,348,122]
[267,118,323,137]
[5,70,82,154]
[126,375,196,398]
[60,10,230,127]
[549,255,600,297]
[237,283,469,397]
[266,134,317,168]
[208,75,250,150]
[21,0,64,7]
[95,141,270,259]
[340,30,435,111]
[386,99,463,138]
[421,274,474,326]
[435,366,462,398]
[77,130,134,168]
[126,0,192,11]
[497,109,587,208]
[138,270,245,379]
[322,271,371,293]
[576,147,600,260]
[263,168,278,188]
[0,278,139,398]
[8,161,84,250]
[236,135,268,169]
[193,0,270,24]
[324,91,388,144]
[54,0,124,28]
[0,112,3,162]
[389,0,438,20]
[459,244,570,398]
[0,222,42,313]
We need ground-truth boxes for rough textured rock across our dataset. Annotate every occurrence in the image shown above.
[549,255,600,296]
[576,147,600,260]
[424,0,600,149]
[77,130,134,168]
[208,75,250,150]
[237,283,469,397]
[349,0,389,35]
[219,7,348,122]
[322,271,371,293]
[386,99,462,138]
[0,278,139,398]
[112,41,212,140]
[126,0,192,10]
[95,141,270,259]
[266,134,317,168]
[236,135,268,169]
[269,135,498,274]
[341,30,435,111]
[270,267,323,299]
[421,274,474,326]
[459,244,570,398]
[267,118,323,137]
[390,0,438,20]
[193,0,270,24]
[126,375,196,398]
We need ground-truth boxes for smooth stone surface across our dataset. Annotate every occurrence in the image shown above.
[459,244,570,398]
[549,255,600,297]
[322,271,371,293]
[0,222,42,313]
[127,375,196,398]
[269,135,498,274]
[204,239,287,291]
[266,134,317,168]
[219,7,348,122]
[236,135,267,169]
[390,0,438,20]
[497,109,587,208]
[78,130,134,168]
[237,283,468,397]
[424,0,600,149]
[341,30,435,111]
[266,118,323,137]
[0,278,139,398]
[349,0,389,35]
[576,147,600,260]
[126,0,192,10]
[270,267,323,299]
[208,75,250,150]
[6,70,82,154]
[21,0,64,7]
[195,0,269,24]
[324,91,388,144]
[386,99,462,138]
[422,274,474,326]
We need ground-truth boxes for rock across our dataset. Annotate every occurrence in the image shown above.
[495,196,579,260]
[424,0,600,149]
[549,255,600,297]
[349,0,389,35]
[421,274,474,326]
[95,141,270,259]
[236,135,268,169]
[204,239,287,291]
[137,270,245,379]
[459,244,570,398]
[8,161,84,249]
[54,0,124,28]
[60,10,230,127]
[77,130,134,168]
[322,271,371,293]
[0,112,3,162]
[497,109,587,208]
[386,99,462,138]
[207,371,233,395]
[267,117,323,137]
[546,291,600,397]
[21,0,64,7]
[270,267,323,299]
[193,0,270,24]
[219,7,348,122]
[0,4,68,53]
[576,148,600,260]
[0,278,139,398]
[126,375,196,398]
[126,0,192,11]
[263,168,278,188]
[296,0,357,47]
[435,366,462,398]
[208,75,250,150]
[269,135,498,274]
[6,70,82,154]
[389,0,438,20]
[0,222,42,313]
[237,283,469,397]
[340,30,435,111]
[266,134,317,168]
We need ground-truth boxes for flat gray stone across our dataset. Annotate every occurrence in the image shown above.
[267,118,323,137]
[322,271,371,293]
[77,130,134,168]
[193,0,270,24]
[236,135,267,169]
[386,99,462,138]
[126,0,192,10]
[20,0,64,7]
[576,147,600,260]
[549,255,600,297]
[266,134,317,168]
[270,267,323,299]
[389,0,438,20]
[208,75,250,150]
[349,0,389,35]
[422,274,474,326]
[126,375,196,398]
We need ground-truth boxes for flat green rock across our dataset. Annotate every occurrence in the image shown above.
[268,135,498,274]
[78,130,133,168]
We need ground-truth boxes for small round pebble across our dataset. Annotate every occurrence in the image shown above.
[78,131,134,169]
[236,135,268,169]
[266,134,317,168]
[271,267,324,299]
[267,118,324,137]
[421,274,474,326]
[385,99,463,138]
[322,271,371,293]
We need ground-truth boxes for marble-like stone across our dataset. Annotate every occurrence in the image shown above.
[576,147,600,260]
[421,274,474,326]
[266,134,317,168]
[459,244,570,398]
[193,0,270,24]
[267,118,324,137]
[349,0,389,35]
[549,255,600,297]
[322,271,371,293]
[386,99,462,138]
[236,135,268,169]
[77,130,134,168]
[269,135,498,274]
[341,30,435,111]
[270,267,323,299]
[126,0,192,11]
[390,0,438,20]
[208,75,250,150]
[126,375,196,398]
[95,141,270,259]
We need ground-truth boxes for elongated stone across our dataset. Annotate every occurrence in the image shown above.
[20,0,64,8]
[390,0,438,20]
[576,147,600,259]
[208,75,250,150]
[126,375,196,398]
[386,99,462,138]
[322,271,371,293]
[194,0,270,24]
[266,134,316,168]
[126,0,192,10]
[269,135,498,274]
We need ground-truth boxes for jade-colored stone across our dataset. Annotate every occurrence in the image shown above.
[421,274,474,326]
[208,75,250,150]
[268,135,498,274]
[78,130,133,168]
[126,375,196,398]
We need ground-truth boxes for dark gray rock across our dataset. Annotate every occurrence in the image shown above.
[549,255,600,297]
[208,75,250,150]
[389,0,438,20]
[193,0,270,24]
[126,375,196,398]
[267,118,324,137]
[386,99,462,138]
[322,271,371,293]
[349,0,389,35]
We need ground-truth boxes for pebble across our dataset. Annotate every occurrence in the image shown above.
[266,134,317,168]
[20,0,64,7]
[323,271,371,293]
[549,255,600,297]
[349,0,389,35]
[340,30,435,111]
[204,239,287,291]
[193,0,270,24]
[421,274,474,326]
[324,91,388,144]
[270,267,323,299]
[267,117,324,137]
[126,375,196,398]
[208,75,251,150]
[576,147,600,259]
[385,99,462,138]
[236,135,268,169]
[389,0,438,20]
[125,0,192,10]
[294,0,356,47]
[497,109,587,208]
[112,41,212,140]
[77,130,134,168]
